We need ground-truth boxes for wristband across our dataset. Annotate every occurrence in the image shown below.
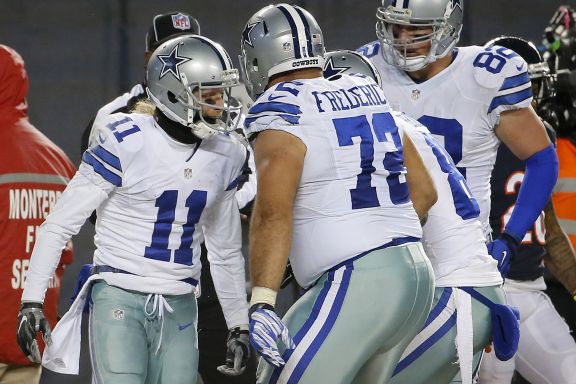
[250,286,277,307]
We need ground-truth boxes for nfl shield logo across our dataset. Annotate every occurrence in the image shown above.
[112,309,124,320]
[172,13,191,30]
[282,42,292,51]
[411,89,421,100]
[184,168,193,179]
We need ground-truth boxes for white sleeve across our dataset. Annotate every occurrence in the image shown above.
[21,170,109,302]
[203,189,249,329]
[235,145,257,209]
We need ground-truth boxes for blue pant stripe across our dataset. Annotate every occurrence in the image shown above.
[392,311,457,376]
[268,269,336,384]
[288,265,353,383]
[423,287,452,328]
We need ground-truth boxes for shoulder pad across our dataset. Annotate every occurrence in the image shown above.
[246,82,304,129]
[472,45,530,90]
[357,40,381,58]
[97,113,145,154]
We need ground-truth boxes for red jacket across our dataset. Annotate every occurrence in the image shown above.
[0,45,77,366]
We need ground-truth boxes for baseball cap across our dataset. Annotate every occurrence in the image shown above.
[146,12,201,51]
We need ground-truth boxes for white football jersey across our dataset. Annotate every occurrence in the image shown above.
[393,112,502,287]
[359,42,533,235]
[24,112,248,326]
[244,75,422,288]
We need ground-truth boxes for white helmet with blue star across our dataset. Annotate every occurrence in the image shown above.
[146,35,242,138]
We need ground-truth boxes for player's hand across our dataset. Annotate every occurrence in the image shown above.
[217,327,250,376]
[488,232,520,277]
[249,303,295,367]
[17,302,52,363]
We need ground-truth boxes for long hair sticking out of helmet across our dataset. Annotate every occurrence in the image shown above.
[239,3,326,100]
[376,0,463,72]
[146,35,242,139]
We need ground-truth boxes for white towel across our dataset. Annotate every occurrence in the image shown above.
[42,274,102,374]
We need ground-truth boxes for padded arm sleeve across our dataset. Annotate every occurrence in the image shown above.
[504,145,558,240]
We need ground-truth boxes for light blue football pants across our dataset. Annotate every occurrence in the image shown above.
[257,241,435,384]
[389,285,506,384]
[89,281,199,384]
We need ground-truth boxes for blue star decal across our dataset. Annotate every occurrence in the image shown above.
[323,57,350,79]
[242,22,259,48]
[158,44,191,80]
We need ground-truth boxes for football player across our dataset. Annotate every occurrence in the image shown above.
[17,35,250,384]
[240,4,438,383]
[359,0,559,281]
[323,50,512,384]
[479,35,576,384]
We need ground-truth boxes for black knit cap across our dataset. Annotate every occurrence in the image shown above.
[146,12,200,51]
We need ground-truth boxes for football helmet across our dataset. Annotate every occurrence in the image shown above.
[376,0,464,72]
[323,50,382,86]
[486,36,555,103]
[240,3,325,99]
[146,35,242,139]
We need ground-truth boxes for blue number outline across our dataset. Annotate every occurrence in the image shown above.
[332,112,408,209]
[145,190,207,265]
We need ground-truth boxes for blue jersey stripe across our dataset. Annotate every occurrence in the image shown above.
[82,151,122,186]
[277,5,302,59]
[393,311,457,376]
[488,87,532,113]
[92,145,122,172]
[226,174,243,191]
[499,72,530,91]
[248,101,302,116]
[244,113,300,127]
[294,7,313,57]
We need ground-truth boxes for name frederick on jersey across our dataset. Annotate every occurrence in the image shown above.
[312,83,387,113]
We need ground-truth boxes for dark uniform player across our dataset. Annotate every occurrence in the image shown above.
[480,36,576,384]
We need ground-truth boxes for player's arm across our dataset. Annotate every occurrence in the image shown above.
[250,129,305,296]
[18,171,109,362]
[543,200,576,297]
[494,107,558,240]
[402,132,437,224]
[202,183,251,376]
[203,188,249,328]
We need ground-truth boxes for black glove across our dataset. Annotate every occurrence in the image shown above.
[17,302,52,363]
[217,327,250,376]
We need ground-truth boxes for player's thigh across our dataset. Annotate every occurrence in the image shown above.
[90,281,148,384]
[391,285,502,384]
[258,243,434,384]
[514,291,576,384]
[148,293,199,384]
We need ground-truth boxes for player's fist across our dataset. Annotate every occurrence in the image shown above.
[17,302,52,363]
[249,303,295,367]
[217,327,250,376]
[488,232,520,278]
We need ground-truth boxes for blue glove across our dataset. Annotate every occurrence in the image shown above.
[249,303,295,367]
[487,232,520,277]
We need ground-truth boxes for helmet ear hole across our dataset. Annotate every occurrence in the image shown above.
[167,91,178,103]
[252,58,259,71]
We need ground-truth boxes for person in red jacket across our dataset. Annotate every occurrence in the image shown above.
[0,45,76,383]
